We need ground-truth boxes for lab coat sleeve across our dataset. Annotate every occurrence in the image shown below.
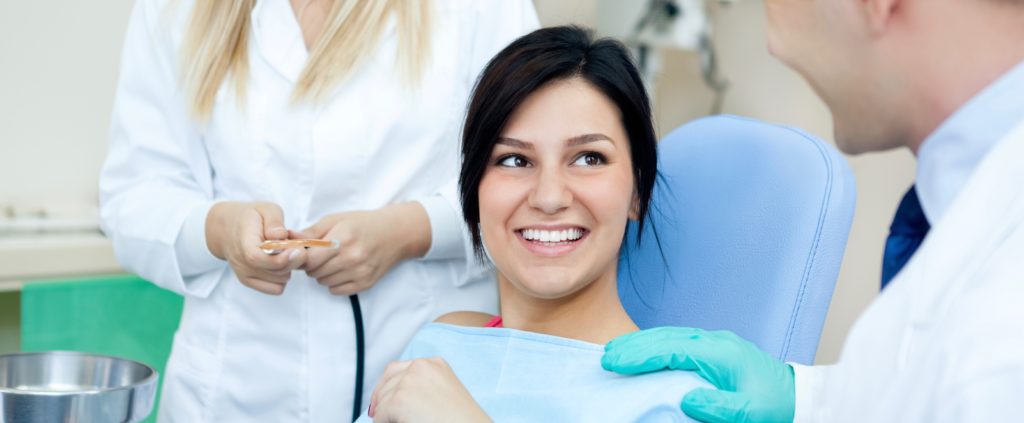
[99,0,225,298]
[420,183,467,261]
[418,0,539,282]
[790,363,831,423]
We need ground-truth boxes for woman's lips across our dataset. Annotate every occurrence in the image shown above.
[515,228,589,257]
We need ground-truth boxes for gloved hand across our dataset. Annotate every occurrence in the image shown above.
[601,327,794,423]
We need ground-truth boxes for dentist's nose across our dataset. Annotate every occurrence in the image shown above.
[528,167,572,214]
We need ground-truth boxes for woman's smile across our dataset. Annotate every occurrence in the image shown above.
[515,225,590,257]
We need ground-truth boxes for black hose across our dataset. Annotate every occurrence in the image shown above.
[349,294,365,422]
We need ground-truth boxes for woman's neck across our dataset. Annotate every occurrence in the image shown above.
[497,271,638,345]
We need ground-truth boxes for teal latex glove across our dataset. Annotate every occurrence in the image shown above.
[601,327,795,423]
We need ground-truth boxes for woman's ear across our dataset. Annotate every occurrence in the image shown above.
[628,191,640,221]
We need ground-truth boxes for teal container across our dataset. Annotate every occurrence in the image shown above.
[21,274,183,423]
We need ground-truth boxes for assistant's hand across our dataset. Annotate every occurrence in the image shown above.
[368,358,490,423]
[206,201,307,295]
[296,202,431,296]
[602,327,795,423]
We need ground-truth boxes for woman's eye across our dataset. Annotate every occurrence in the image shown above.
[498,155,530,168]
[573,152,606,167]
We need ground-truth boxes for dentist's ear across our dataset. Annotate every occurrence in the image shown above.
[863,0,902,35]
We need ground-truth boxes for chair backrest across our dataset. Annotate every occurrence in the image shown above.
[618,115,856,364]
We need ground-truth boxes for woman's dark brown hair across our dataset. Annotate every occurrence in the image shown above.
[459,25,658,259]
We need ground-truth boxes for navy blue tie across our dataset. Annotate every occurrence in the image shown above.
[881,186,930,289]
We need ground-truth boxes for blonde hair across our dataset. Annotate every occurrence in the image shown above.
[180,0,433,120]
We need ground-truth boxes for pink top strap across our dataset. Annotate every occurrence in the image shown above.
[483,316,503,328]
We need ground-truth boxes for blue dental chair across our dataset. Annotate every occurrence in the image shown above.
[618,115,856,365]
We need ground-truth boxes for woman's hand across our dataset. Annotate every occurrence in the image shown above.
[206,201,308,295]
[296,202,431,296]
[368,358,490,423]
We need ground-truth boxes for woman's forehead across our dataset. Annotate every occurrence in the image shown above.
[498,79,627,148]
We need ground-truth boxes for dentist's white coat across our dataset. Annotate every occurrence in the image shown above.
[792,122,1024,421]
[99,0,537,421]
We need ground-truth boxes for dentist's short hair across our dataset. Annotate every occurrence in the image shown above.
[458,25,658,260]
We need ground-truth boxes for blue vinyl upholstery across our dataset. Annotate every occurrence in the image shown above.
[618,115,856,364]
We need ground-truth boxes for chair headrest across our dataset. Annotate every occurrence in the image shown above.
[618,115,856,364]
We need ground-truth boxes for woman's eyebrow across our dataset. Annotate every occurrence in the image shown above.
[496,133,612,149]
[496,137,532,149]
[567,133,612,146]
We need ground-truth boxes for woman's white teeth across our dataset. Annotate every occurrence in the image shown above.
[522,228,583,242]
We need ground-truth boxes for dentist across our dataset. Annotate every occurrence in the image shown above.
[601,0,1024,421]
[100,0,536,421]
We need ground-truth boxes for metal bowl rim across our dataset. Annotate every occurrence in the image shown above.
[0,351,158,396]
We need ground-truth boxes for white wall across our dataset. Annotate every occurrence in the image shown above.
[1,0,917,364]
[0,0,134,220]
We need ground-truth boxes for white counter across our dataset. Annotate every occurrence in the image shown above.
[0,233,124,292]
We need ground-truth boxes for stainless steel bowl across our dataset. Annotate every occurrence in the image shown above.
[0,351,158,423]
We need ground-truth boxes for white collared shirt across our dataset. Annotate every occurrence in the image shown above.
[916,60,1024,225]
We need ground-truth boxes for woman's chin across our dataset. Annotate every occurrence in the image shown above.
[514,275,586,300]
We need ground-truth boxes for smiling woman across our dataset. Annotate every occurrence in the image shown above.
[479,77,640,323]
[361,26,710,422]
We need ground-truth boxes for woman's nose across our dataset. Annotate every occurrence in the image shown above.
[527,167,573,214]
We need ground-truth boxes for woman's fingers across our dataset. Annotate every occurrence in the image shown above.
[369,361,412,418]
[369,358,484,421]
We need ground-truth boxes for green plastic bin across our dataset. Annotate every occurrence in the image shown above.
[21,274,183,423]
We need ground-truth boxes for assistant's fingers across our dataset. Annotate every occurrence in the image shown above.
[303,245,340,275]
[285,248,308,271]
[240,276,287,295]
[235,212,292,273]
[253,202,288,241]
[244,265,292,283]
[241,244,294,272]
[329,281,368,296]
[288,228,319,240]
[239,208,268,250]
[318,261,370,286]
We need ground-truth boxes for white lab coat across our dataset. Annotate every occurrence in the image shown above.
[792,122,1024,421]
[99,0,538,421]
